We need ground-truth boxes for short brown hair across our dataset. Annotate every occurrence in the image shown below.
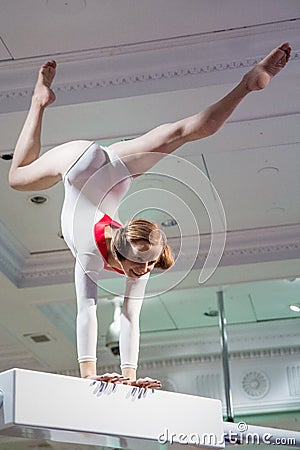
[111,218,174,270]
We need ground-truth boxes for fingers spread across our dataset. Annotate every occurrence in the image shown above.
[131,377,162,389]
[88,372,130,383]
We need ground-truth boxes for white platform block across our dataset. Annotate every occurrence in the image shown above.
[0,369,224,449]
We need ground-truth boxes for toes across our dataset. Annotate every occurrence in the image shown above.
[41,60,56,70]
[279,43,291,61]
[264,45,290,68]
[279,42,291,51]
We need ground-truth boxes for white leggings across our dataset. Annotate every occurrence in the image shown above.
[61,141,148,369]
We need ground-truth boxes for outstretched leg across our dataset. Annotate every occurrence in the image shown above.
[9,61,90,191]
[109,42,291,175]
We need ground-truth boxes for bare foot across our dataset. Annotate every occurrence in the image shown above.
[243,42,291,91]
[33,60,57,107]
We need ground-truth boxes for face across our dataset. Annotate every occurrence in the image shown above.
[119,239,163,278]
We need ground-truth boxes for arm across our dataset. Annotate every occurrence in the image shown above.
[75,255,134,383]
[119,274,149,382]
[74,257,99,378]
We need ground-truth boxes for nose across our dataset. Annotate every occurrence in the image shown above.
[136,262,148,274]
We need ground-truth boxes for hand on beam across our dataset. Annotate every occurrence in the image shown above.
[129,377,162,389]
[85,372,130,383]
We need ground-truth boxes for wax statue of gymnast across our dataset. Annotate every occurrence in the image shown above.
[9,42,291,388]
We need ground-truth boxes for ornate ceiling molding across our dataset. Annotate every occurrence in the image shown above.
[0,221,28,287]
[1,51,299,115]
[56,345,300,376]
[53,331,300,414]
[1,221,300,288]
[0,18,299,113]
[0,55,268,103]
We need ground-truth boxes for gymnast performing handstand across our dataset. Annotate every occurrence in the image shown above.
[8,42,291,388]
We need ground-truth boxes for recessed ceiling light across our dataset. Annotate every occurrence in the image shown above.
[204,309,218,317]
[161,219,178,227]
[46,0,86,14]
[0,153,13,160]
[257,166,279,175]
[29,195,48,205]
[266,207,285,214]
[289,304,300,313]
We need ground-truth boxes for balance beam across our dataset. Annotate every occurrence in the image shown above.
[1,369,299,448]
[0,369,224,449]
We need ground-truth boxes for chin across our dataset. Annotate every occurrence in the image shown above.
[130,270,144,278]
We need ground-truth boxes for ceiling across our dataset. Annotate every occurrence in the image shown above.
[0,1,300,447]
